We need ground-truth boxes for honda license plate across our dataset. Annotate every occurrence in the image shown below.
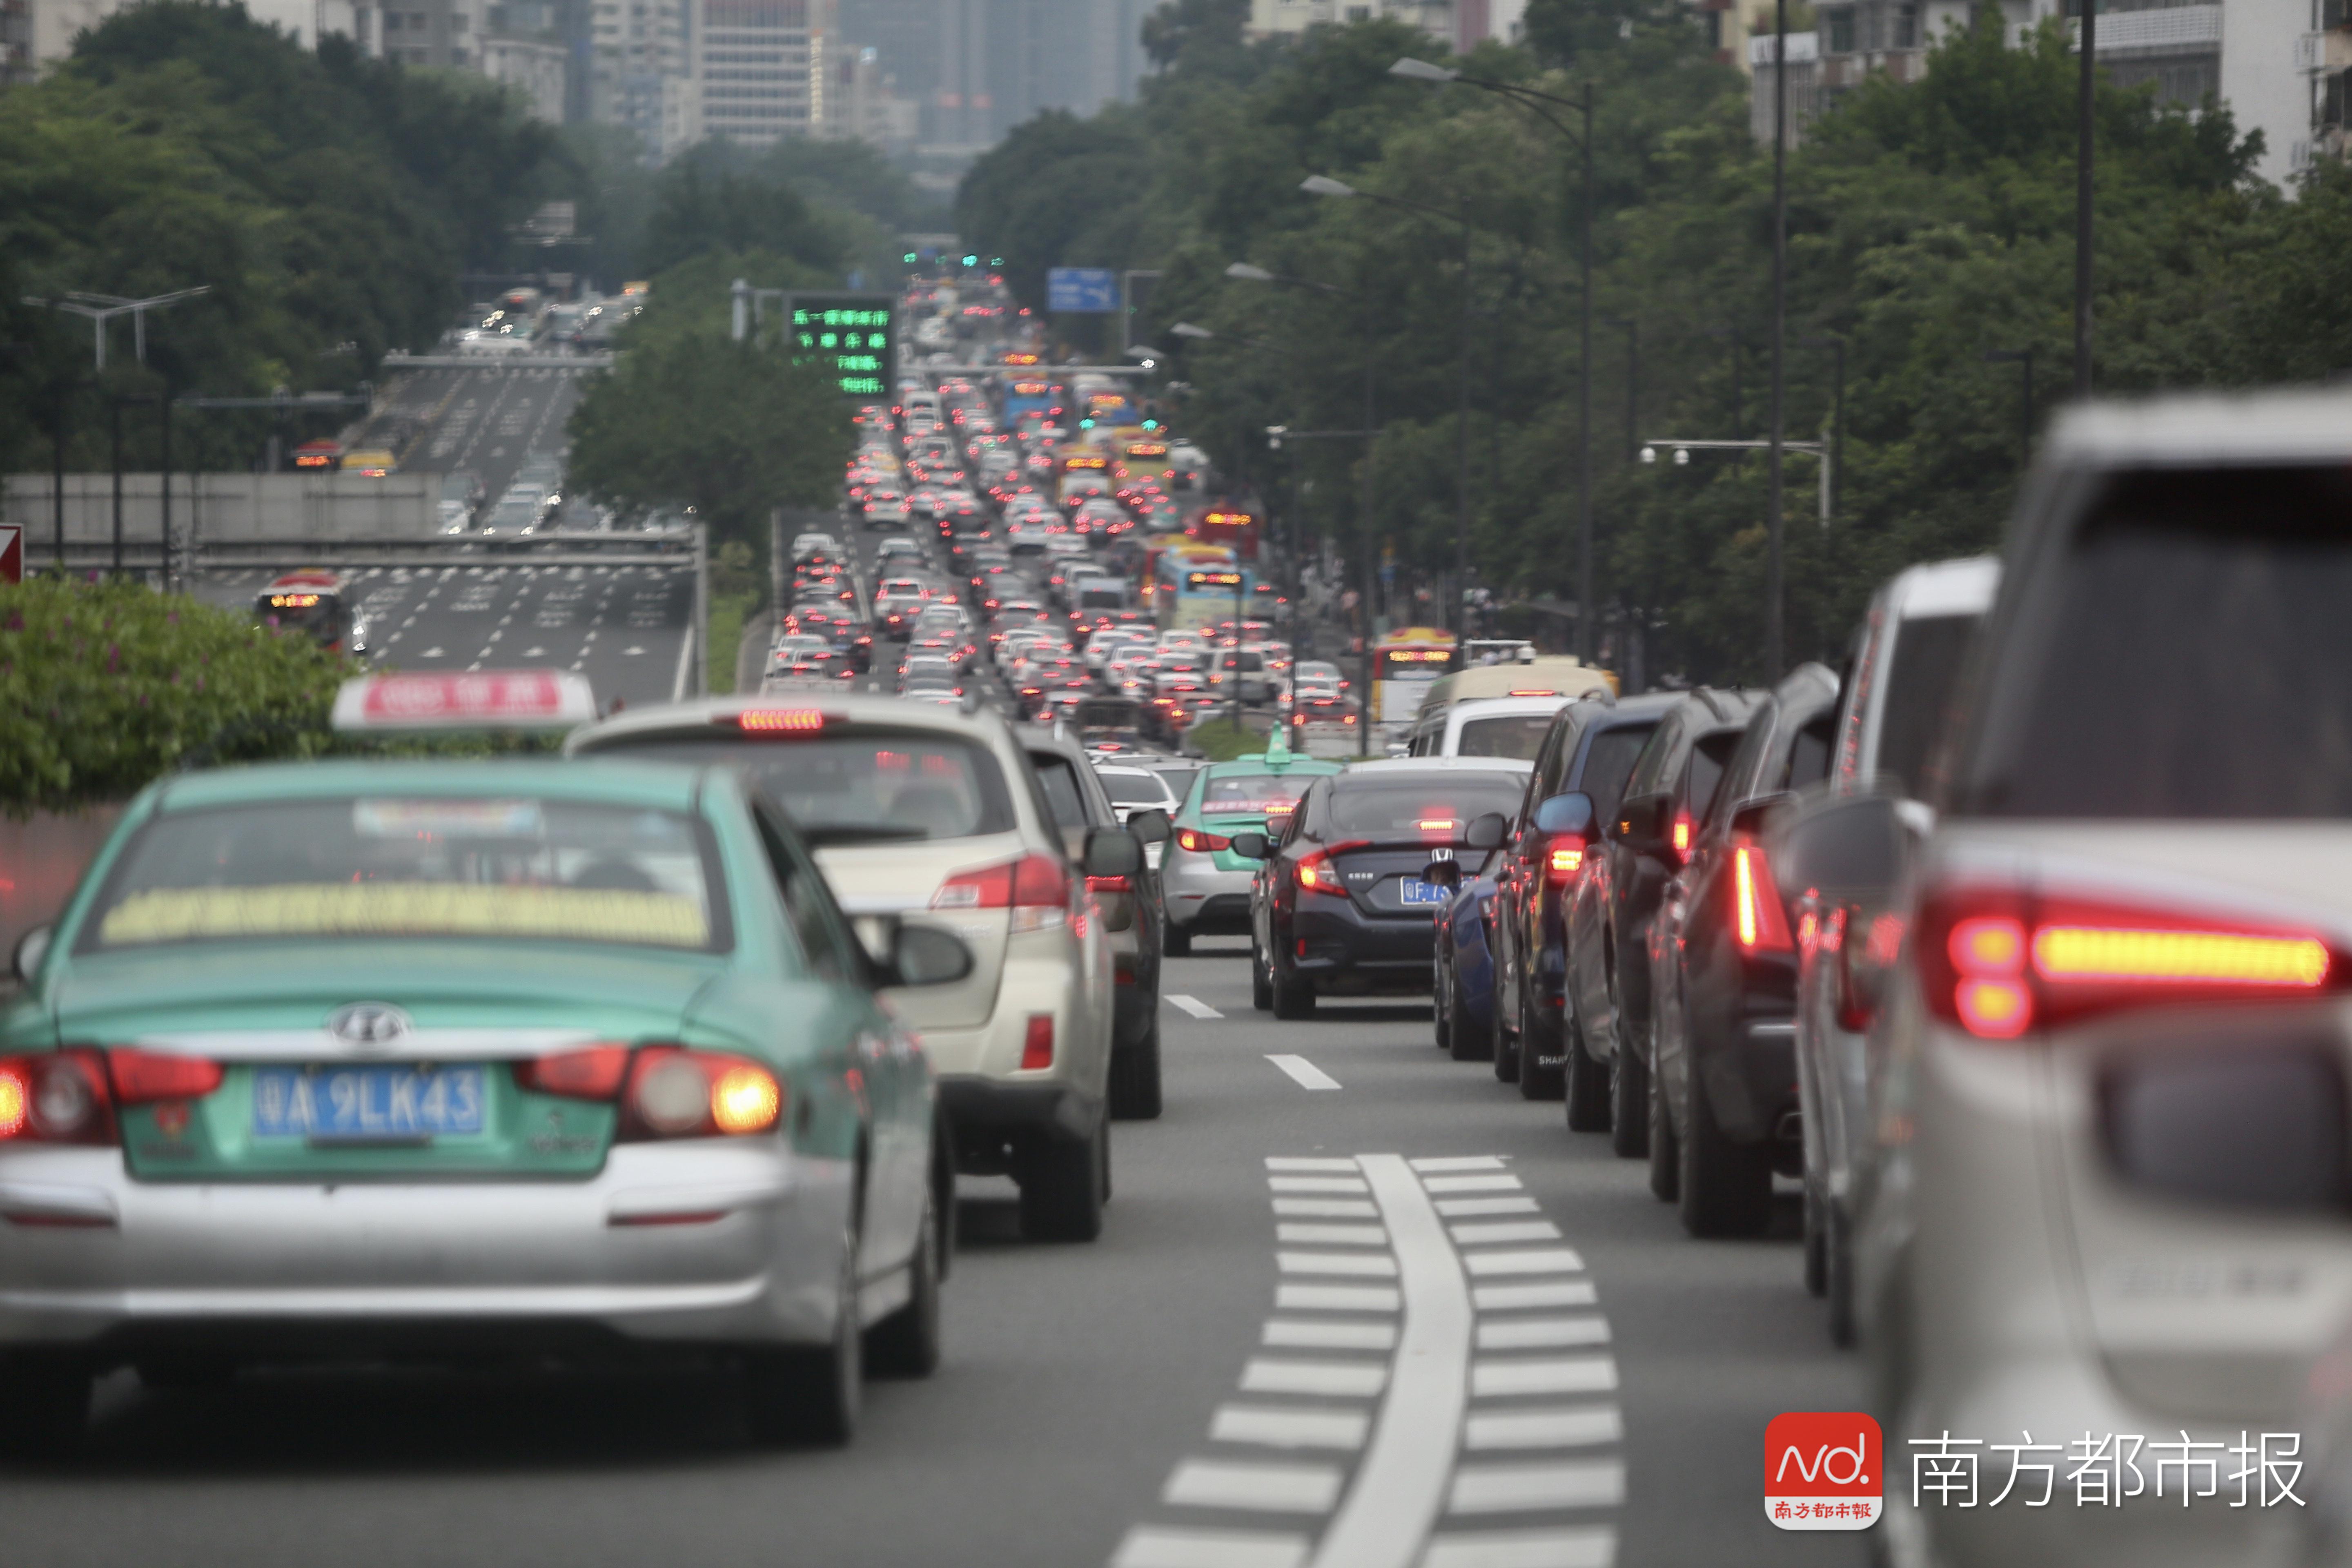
[1399,880,1449,907]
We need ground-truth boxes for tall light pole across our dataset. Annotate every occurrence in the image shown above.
[1391,59,1598,662]
[1767,0,1789,681]
[2076,0,2095,397]
[1301,173,1477,640]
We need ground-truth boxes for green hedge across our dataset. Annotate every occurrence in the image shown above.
[0,577,351,815]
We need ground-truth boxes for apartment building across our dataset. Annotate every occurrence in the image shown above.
[1247,0,1528,47]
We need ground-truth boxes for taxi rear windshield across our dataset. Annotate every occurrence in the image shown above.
[82,799,728,954]
[611,731,1016,844]
[1988,466,2352,817]
[1325,778,1528,836]
[1201,773,1316,817]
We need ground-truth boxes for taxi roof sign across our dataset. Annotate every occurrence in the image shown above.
[333,670,598,733]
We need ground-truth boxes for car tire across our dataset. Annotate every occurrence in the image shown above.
[1251,939,1274,1012]
[1491,1010,1520,1083]
[866,1180,942,1379]
[1516,984,1565,1102]
[1108,1018,1163,1120]
[1826,1201,1859,1349]
[1164,922,1192,958]
[0,1355,90,1458]
[1272,953,1317,1020]
[1563,1011,1610,1133]
[745,1241,861,1447]
[1018,1122,1106,1242]
[1609,1001,1649,1160]
[1645,1025,1679,1200]
[1446,960,1492,1062]
[1677,1055,1774,1237]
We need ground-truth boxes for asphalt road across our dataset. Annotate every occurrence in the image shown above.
[371,361,592,503]
[0,942,1860,1568]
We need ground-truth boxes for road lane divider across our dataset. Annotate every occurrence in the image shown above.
[1167,994,1223,1020]
[1265,1056,1341,1091]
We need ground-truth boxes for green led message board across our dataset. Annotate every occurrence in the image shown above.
[787,292,897,401]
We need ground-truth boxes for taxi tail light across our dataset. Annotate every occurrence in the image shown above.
[0,1051,116,1145]
[1174,827,1231,854]
[619,1047,784,1140]
[1544,833,1586,888]
[1733,844,1795,954]
[106,1049,225,1105]
[1918,887,2339,1042]
[515,1045,632,1100]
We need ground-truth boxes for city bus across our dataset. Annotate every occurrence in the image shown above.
[1149,541,1254,634]
[1001,377,1065,426]
[254,570,366,657]
[1117,439,1175,487]
[1372,625,1459,734]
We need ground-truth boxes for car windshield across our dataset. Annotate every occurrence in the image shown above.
[82,797,726,954]
[1201,771,1318,817]
[1323,777,1528,836]
[602,731,1015,843]
[1454,714,1555,760]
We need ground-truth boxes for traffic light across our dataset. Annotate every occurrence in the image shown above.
[991,257,1003,265]
[962,254,978,267]
[1080,418,1094,429]
[902,252,917,264]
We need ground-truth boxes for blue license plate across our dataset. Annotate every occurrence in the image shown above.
[1399,879,1449,906]
[252,1065,486,1140]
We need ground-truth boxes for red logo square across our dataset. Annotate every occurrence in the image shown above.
[1767,1411,1883,1531]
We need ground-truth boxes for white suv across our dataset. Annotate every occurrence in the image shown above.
[569,695,1133,1241]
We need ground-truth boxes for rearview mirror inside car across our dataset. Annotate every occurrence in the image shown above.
[1464,812,1508,851]
[1126,808,1172,844]
[1227,831,1272,860]
[1422,859,1462,890]
[1083,829,1145,879]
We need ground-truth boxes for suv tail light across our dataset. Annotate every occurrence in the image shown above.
[1544,833,1586,887]
[1918,887,2338,1041]
[619,1047,783,1140]
[1733,845,1795,953]
[0,1051,116,1145]
[933,851,1071,932]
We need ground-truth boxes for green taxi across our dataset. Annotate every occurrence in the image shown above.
[1158,737,1343,955]
[0,757,967,1452]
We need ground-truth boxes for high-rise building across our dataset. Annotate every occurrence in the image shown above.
[1247,0,1523,47]
[591,0,691,151]
[693,0,829,148]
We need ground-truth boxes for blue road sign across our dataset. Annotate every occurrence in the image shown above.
[1047,267,1118,314]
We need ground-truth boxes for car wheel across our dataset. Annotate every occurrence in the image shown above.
[1825,1201,1859,1349]
[866,1178,942,1378]
[1164,922,1192,958]
[1109,1017,1163,1120]
[1272,952,1317,1019]
[1517,982,1565,1102]
[1448,956,1492,1062]
[1251,939,1274,1012]
[1017,1121,1106,1242]
[1563,1010,1610,1133]
[1432,953,1453,1051]
[1645,1023,1678,1199]
[1677,1052,1773,1237]
[745,1238,861,1446]
[1491,1002,1520,1083]
[0,1355,90,1458]
[1608,970,1648,1159]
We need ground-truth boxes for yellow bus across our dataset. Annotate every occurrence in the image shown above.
[1372,626,1459,731]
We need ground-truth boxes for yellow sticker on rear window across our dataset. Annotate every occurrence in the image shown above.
[97,883,709,949]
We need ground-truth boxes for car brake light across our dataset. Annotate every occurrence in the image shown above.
[735,709,829,734]
[1671,814,1693,855]
[105,1048,225,1104]
[619,1047,783,1140]
[1295,841,1367,896]
[933,852,1070,931]
[1021,1015,1055,1071]
[1418,818,1458,836]
[515,1045,632,1100]
[1919,889,2338,1041]
[1545,834,1586,886]
[1175,827,1231,854]
[1733,845,1795,953]
[0,1051,114,1145]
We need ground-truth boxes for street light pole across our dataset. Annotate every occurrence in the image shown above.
[1767,0,1789,680]
[1577,80,1595,663]
[2076,0,2095,397]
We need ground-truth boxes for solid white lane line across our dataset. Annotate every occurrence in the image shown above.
[1306,1154,1473,1568]
[1410,1156,1507,1172]
[1273,1198,1381,1219]
[1276,1284,1402,1314]
[1241,1358,1390,1397]
[1472,1281,1598,1312]
[1266,1055,1341,1091]
[1423,1174,1524,1194]
[1450,1221,1563,1246]
[1435,1196,1541,1218]
[1461,1249,1586,1278]
[1111,1526,1310,1568]
[1212,1405,1371,1452]
[1270,1177,1370,1194]
[1417,1526,1617,1568]
[1462,1408,1625,1451]
[1167,993,1223,1019]
[1446,1461,1626,1515]
[1267,1157,1360,1173]
[1278,1252,1399,1278]
[1263,1319,1398,1352]
[1165,1459,1345,1514]
[1469,1358,1619,1398]
[1475,1317,1611,1351]
[1275,1223,1387,1247]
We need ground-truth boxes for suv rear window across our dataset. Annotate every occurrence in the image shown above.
[1985,467,2352,817]
[1455,714,1554,760]
[1876,612,1980,796]
[594,730,1016,844]
[1570,722,1658,824]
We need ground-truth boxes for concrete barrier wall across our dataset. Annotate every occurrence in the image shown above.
[5,473,439,543]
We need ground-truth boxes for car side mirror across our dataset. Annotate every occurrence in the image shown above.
[1083,827,1145,879]
[1464,812,1508,851]
[885,922,975,988]
[1771,792,1910,905]
[1614,791,1671,854]
[12,924,51,983]
[1422,859,1462,891]
[1227,831,1272,860]
[1729,791,1797,840]
[1531,791,1595,837]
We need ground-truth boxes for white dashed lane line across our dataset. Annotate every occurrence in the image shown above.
[1109,1156,1625,1568]
[1166,994,1223,1020]
[1265,1055,1341,1091]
